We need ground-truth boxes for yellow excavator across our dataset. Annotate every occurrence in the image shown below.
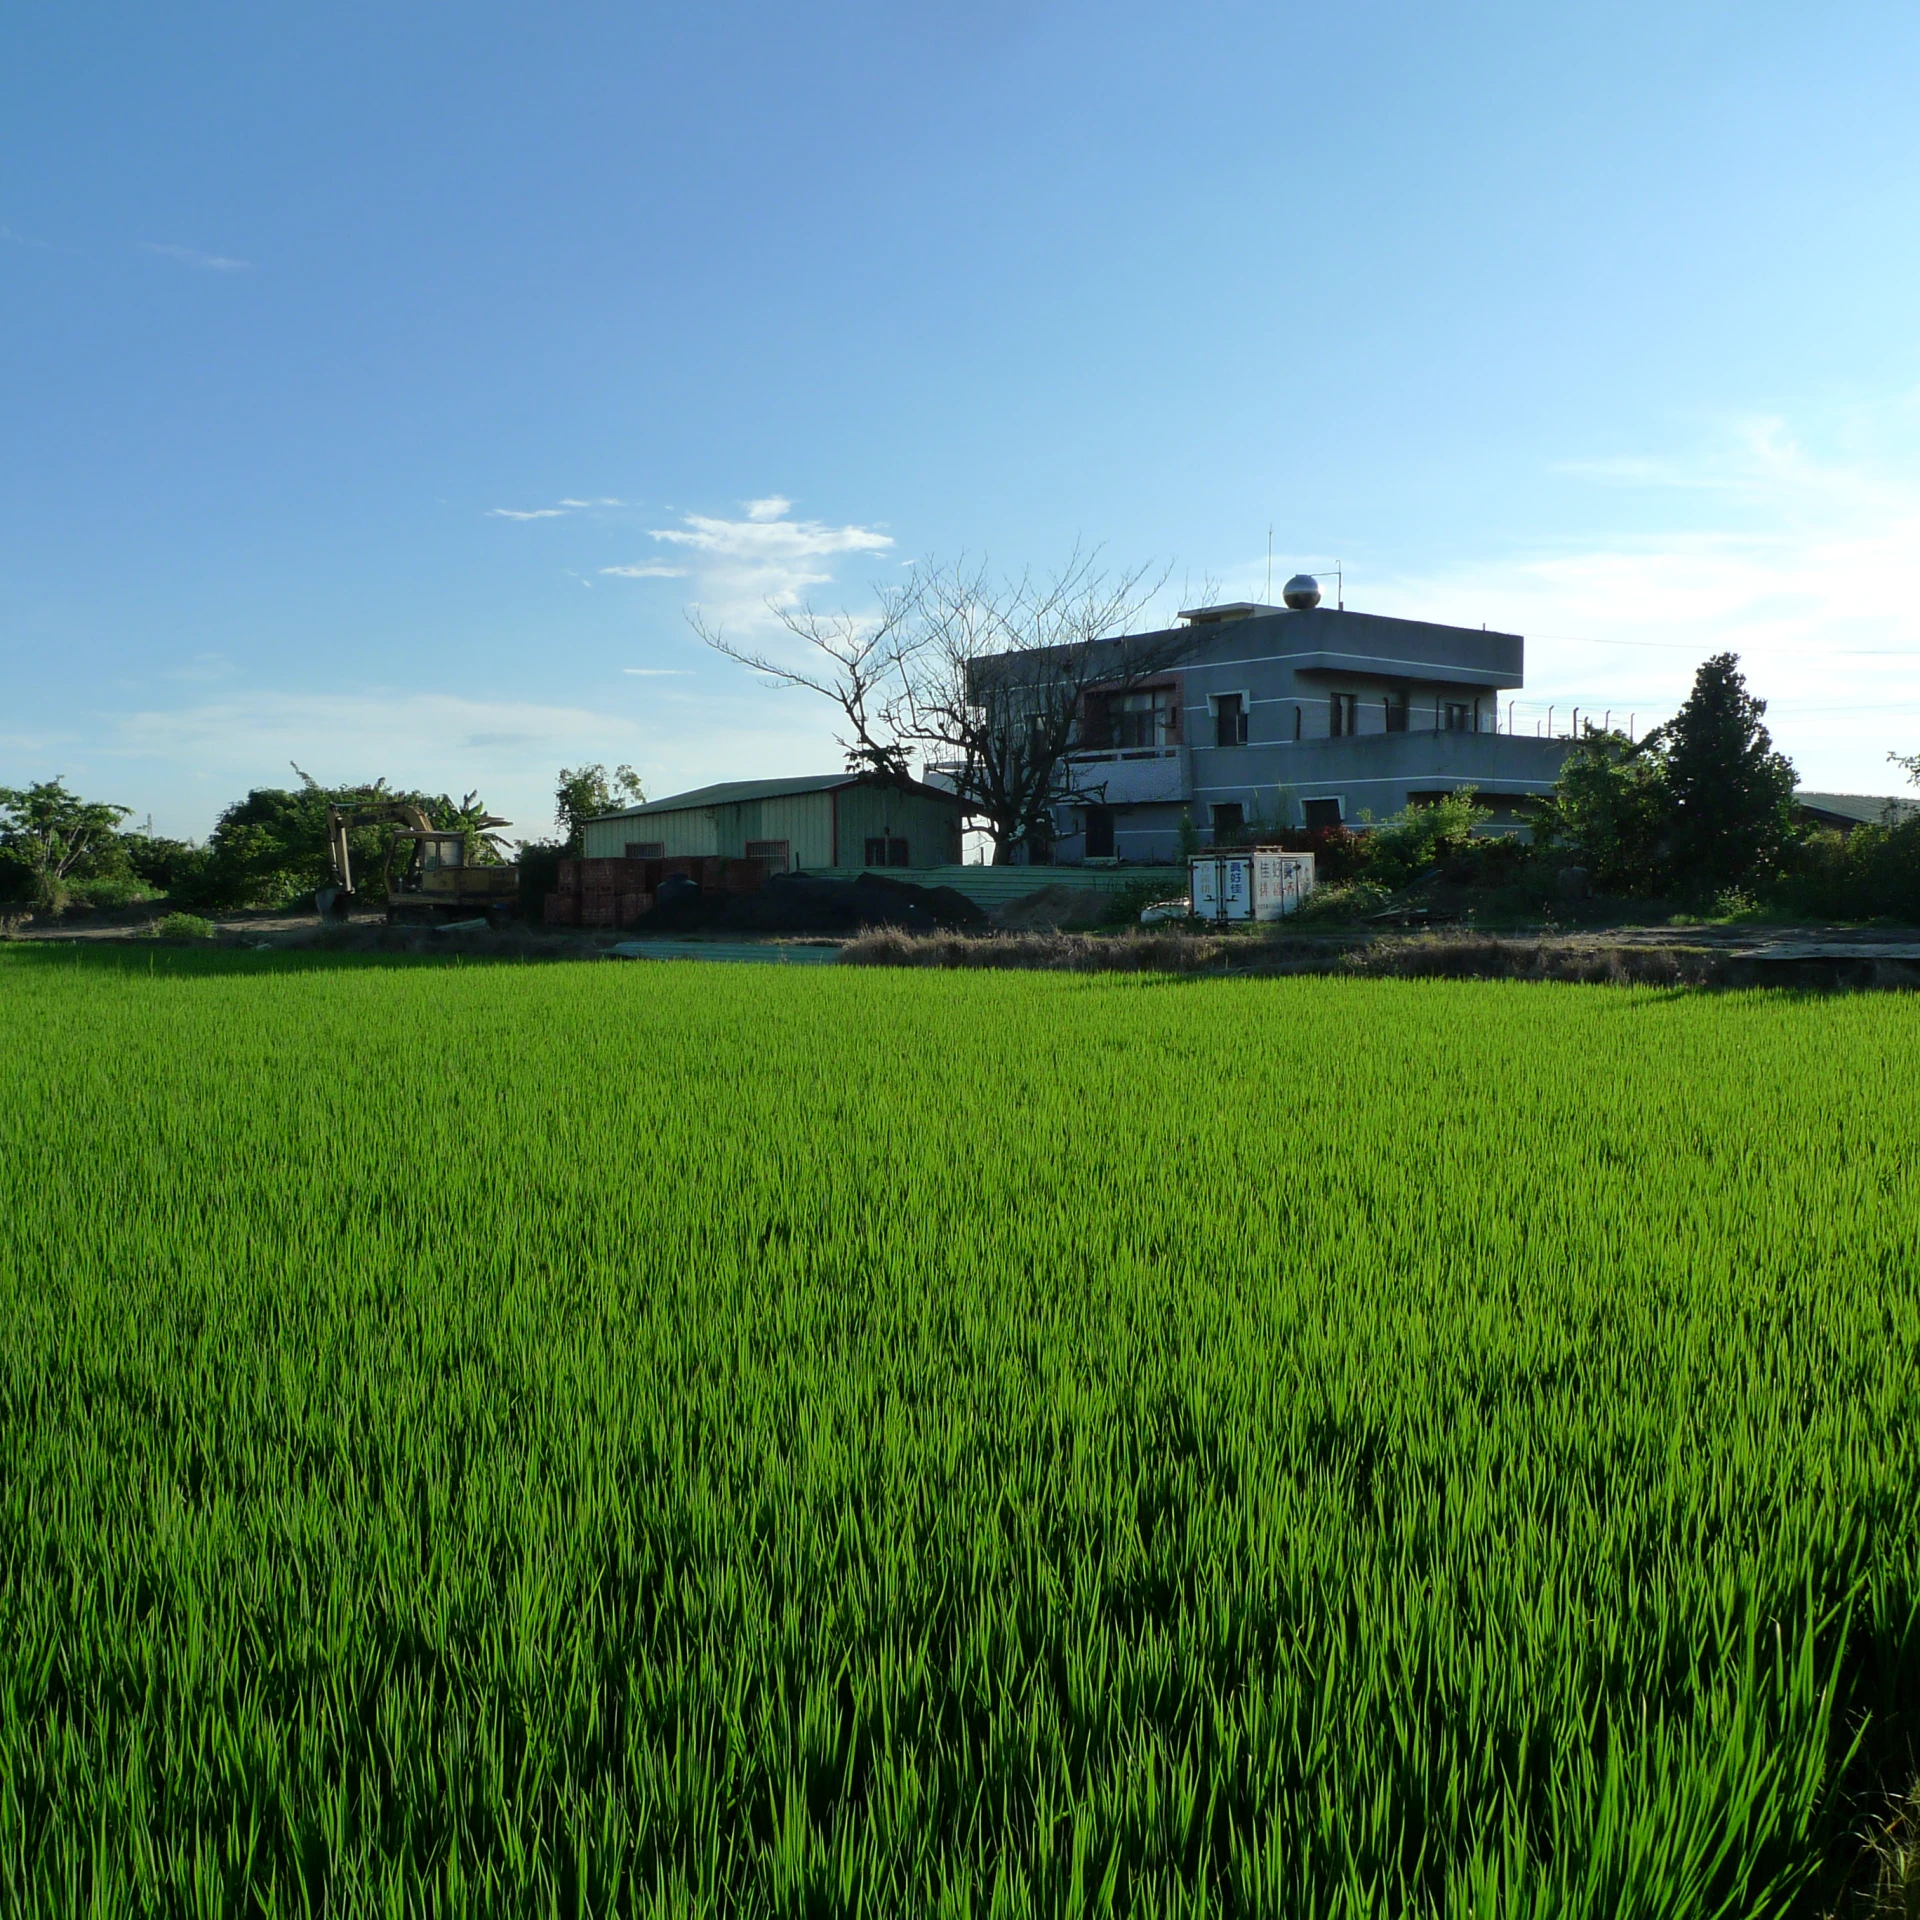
[318,802,519,926]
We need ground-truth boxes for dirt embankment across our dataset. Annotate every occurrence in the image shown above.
[840,925,1920,989]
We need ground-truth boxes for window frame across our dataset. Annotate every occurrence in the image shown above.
[1208,688,1252,749]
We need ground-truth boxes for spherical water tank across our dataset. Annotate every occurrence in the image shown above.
[1282,574,1321,610]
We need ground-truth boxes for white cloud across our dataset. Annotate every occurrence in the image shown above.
[601,564,685,579]
[1365,418,1920,794]
[490,497,624,521]
[139,241,249,271]
[643,498,893,627]
[1,224,56,251]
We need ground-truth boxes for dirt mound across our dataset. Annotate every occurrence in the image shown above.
[993,884,1116,931]
[640,871,988,938]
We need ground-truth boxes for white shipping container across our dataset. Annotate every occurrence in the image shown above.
[1190,850,1316,923]
[1251,849,1314,920]
[1189,853,1253,921]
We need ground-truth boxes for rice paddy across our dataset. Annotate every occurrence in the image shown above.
[1,946,1916,1916]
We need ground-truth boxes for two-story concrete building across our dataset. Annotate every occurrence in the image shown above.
[1024,583,1571,863]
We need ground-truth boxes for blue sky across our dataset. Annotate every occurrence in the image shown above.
[5,0,1920,838]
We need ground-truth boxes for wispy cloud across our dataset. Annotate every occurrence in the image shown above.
[640,497,893,627]
[489,496,623,521]
[601,564,685,579]
[1,223,57,251]
[1368,416,1920,793]
[139,241,250,271]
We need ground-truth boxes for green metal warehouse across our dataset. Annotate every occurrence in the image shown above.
[580,772,965,874]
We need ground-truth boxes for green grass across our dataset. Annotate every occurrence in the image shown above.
[1,947,1916,1917]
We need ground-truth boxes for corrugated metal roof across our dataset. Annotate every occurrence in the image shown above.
[1796,791,1920,827]
[588,771,958,823]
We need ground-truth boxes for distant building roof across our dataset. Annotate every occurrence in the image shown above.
[1795,791,1920,829]
[587,770,956,823]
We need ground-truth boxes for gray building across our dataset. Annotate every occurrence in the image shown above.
[1023,597,1571,863]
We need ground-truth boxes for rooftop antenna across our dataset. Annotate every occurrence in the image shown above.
[1266,526,1272,603]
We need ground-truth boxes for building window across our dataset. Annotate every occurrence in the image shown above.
[1212,692,1248,747]
[1293,705,1302,741]
[1087,685,1179,749]
[745,839,790,870]
[1210,802,1246,843]
[1385,691,1409,733]
[1084,806,1116,859]
[1329,693,1360,737]
[863,837,909,867]
[1444,702,1472,732]
[625,841,666,860]
[1301,797,1343,830]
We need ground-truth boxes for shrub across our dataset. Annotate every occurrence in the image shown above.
[1773,815,1920,923]
[66,876,162,910]
[1294,879,1393,924]
[151,911,217,940]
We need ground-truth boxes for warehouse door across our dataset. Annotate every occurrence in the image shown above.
[1084,806,1115,859]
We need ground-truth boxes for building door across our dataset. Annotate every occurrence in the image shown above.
[1210,802,1245,844]
[1084,806,1116,859]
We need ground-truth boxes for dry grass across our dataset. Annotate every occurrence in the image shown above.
[838,924,1723,985]
[839,925,1248,972]
[1820,1779,1920,1919]
[1345,933,1722,986]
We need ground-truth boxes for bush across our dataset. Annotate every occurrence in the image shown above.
[1295,880,1393,924]
[151,912,217,940]
[66,876,162,910]
[121,834,211,898]
[1772,816,1920,923]
[1259,825,1374,884]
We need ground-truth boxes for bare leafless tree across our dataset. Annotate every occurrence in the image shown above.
[689,599,915,781]
[695,546,1198,863]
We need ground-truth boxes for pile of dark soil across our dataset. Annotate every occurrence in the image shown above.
[993,884,1117,931]
[642,871,989,937]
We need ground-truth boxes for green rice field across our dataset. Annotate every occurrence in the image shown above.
[1,947,1917,1916]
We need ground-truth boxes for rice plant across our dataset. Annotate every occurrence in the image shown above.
[0,947,1915,1916]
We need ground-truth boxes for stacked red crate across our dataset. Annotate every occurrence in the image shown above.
[545,892,581,927]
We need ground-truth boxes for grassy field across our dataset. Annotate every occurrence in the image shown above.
[1,947,1916,1917]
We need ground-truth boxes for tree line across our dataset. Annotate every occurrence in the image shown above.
[1278,652,1920,922]
[0,764,645,915]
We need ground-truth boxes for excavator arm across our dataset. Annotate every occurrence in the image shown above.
[317,801,517,923]
[323,802,434,899]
